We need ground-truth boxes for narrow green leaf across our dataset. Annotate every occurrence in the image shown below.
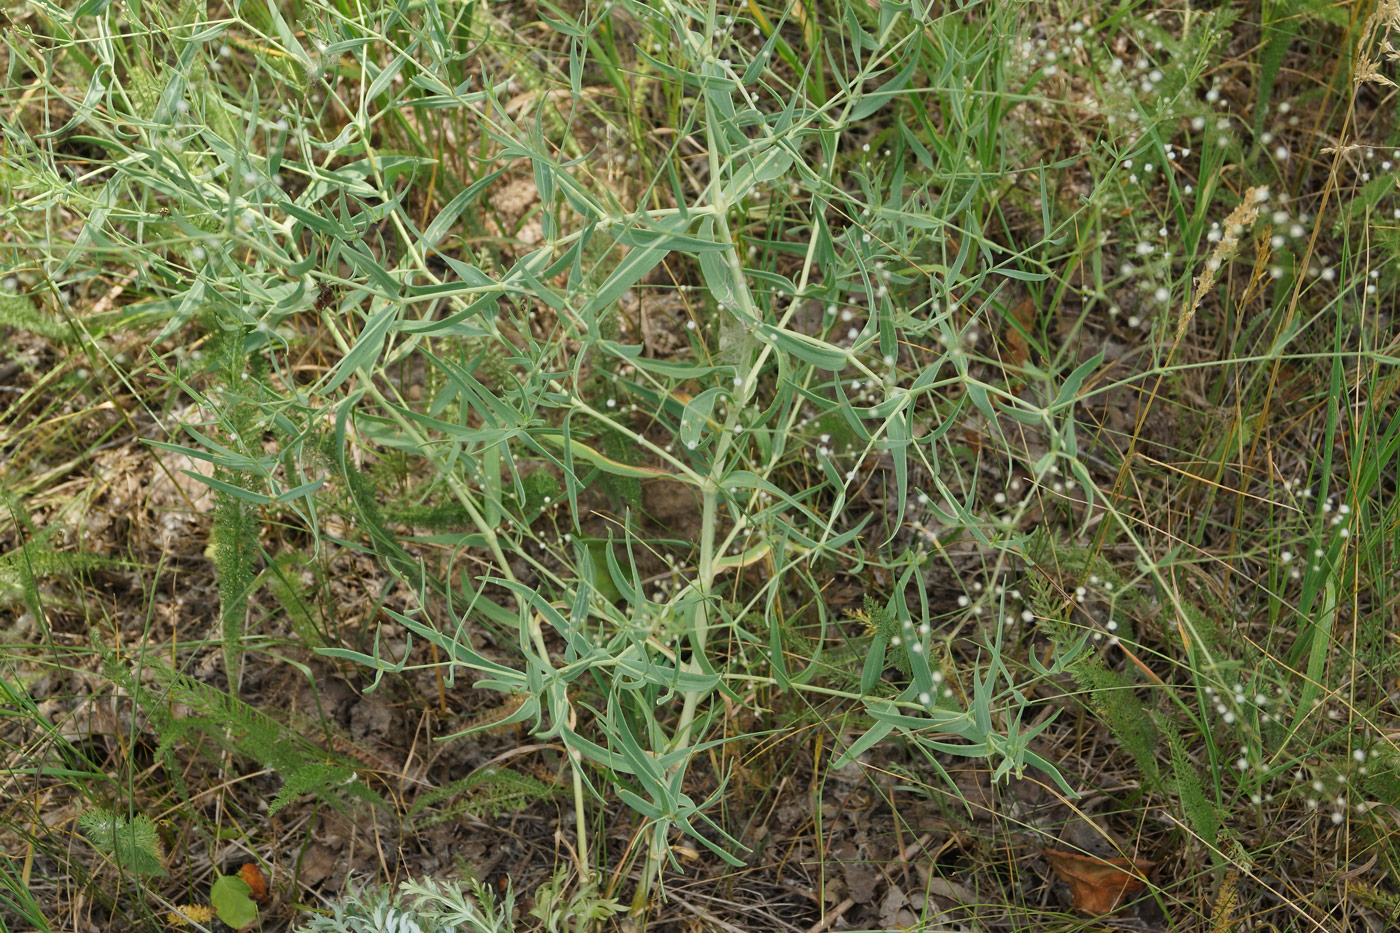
[366,51,411,103]
[320,300,400,394]
[759,324,851,371]
[183,471,274,505]
[831,718,896,768]
[848,55,920,122]
[1053,350,1104,410]
[282,201,354,239]
[419,168,509,250]
[579,233,672,320]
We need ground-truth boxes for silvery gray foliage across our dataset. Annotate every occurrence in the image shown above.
[293,877,513,933]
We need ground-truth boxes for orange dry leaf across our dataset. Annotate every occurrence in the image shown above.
[239,862,270,904]
[1043,848,1154,915]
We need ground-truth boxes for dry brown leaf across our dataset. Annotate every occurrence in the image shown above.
[1043,848,1154,915]
[239,862,270,904]
[1004,297,1036,367]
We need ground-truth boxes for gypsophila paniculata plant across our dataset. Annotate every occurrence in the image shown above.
[6,0,1399,927]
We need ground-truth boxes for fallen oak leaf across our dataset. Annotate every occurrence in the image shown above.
[1043,848,1155,915]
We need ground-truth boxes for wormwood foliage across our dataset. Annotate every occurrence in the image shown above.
[531,871,625,933]
[2,493,117,623]
[98,649,383,813]
[1160,714,1224,857]
[0,533,118,621]
[1346,880,1400,929]
[408,767,564,826]
[332,445,428,594]
[263,552,326,649]
[1071,654,1160,789]
[211,475,259,684]
[0,291,72,342]
[76,809,166,878]
[292,877,513,933]
[1363,747,1400,808]
[268,762,362,816]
